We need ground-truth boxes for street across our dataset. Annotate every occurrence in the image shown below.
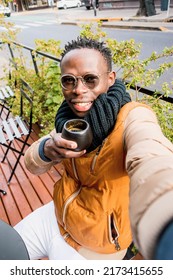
[3,7,173,52]
[1,7,173,90]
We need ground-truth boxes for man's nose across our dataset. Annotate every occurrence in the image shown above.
[73,78,87,95]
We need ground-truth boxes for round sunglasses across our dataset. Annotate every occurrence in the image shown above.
[60,72,109,91]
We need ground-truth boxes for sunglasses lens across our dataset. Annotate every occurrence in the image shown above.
[84,74,99,89]
[61,74,100,90]
[61,75,76,90]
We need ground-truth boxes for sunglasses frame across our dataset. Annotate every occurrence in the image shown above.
[60,72,110,90]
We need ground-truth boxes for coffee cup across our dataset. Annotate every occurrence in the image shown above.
[61,119,93,151]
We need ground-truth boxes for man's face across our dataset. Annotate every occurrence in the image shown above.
[60,48,115,117]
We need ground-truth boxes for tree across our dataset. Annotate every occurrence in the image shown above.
[136,0,156,17]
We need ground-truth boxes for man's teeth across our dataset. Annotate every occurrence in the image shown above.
[76,102,91,106]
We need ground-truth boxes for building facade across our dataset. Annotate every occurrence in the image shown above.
[98,0,172,10]
[12,0,172,12]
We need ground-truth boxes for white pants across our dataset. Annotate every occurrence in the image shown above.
[14,201,85,260]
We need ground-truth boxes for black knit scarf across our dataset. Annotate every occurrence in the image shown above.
[55,79,131,152]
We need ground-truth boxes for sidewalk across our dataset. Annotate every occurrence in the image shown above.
[69,7,173,31]
[75,7,173,22]
[12,6,173,31]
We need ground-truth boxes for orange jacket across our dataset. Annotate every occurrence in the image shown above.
[53,102,148,254]
[24,101,173,259]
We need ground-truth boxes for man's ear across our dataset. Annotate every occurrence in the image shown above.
[108,71,116,87]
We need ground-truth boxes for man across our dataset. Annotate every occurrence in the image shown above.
[15,37,173,260]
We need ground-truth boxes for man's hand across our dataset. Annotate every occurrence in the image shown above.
[43,132,86,162]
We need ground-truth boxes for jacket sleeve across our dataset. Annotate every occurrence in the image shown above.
[24,130,56,175]
[124,106,173,259]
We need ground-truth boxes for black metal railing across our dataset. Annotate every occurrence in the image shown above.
[7,41,61,76]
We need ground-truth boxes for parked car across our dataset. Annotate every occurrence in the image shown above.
[57,0,81,9]
[83,0,98,10]
[0,4,11,17]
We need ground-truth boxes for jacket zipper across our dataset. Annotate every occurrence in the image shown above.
[108,213,121,251]
[72,158,79,180]
[63,232,70,241]
[90,140,106,173]
[62,187,82,229]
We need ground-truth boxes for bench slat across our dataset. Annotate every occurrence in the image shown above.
[2,120,14,141]
[0,127,7,144]
[0,89,4,100]
[8,118,22,138]
[6,86,14,97]
[1,87,10,98]
[15,116,29,135]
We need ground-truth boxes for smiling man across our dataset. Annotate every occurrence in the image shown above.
[60,48,114,116]
[14,37,173,260]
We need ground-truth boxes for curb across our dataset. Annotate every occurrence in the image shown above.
[101,24,164,31]
[164,16,173,22]
[75,16,170,23]
[75,17,123,22]
[61,20,166,31]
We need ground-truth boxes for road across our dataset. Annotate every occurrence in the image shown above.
[3,8,173,51]
[1,7,173,91]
